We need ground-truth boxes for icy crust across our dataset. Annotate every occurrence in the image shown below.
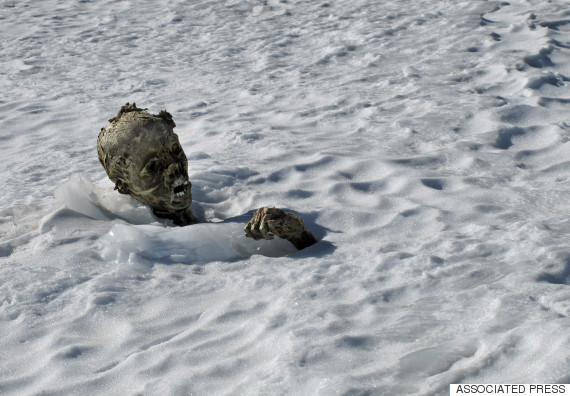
[55,174,297,262]
[53,174,157,224]
[100,222,296,265]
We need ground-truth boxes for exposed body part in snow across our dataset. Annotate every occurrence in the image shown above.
[97,103,195,226]
[245,207,317,250]
[98,104,316,248]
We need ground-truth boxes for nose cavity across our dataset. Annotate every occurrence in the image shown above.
[166,163,183,184]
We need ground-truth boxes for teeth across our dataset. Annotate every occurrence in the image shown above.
[173,177,186,188]
[171,176,190,202]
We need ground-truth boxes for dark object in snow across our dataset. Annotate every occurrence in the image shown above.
[98,103,316,250]
[98,103,195,226]
[245,207,317,250]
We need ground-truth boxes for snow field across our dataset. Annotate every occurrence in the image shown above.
[1,0,569,394]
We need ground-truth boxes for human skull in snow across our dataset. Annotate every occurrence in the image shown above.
[98,103,316,249]
[97,103,195,226]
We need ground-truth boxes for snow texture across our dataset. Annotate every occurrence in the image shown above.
[1,0,569,395]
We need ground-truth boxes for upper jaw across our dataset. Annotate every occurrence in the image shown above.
[170,176,192,207]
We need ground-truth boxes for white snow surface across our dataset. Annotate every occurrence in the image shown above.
[1,0,569,394]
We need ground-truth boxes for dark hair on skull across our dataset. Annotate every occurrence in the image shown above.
[97,103,193,223]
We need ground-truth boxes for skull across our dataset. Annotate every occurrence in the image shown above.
[97,103,192,217]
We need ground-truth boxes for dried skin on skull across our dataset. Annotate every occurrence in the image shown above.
[97,103,192,215]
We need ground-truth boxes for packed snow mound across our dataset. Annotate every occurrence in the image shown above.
[100,222,297,265]
[53,173,157,224]
[54,174,298,263]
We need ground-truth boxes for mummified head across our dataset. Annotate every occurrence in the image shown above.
[97,103,192,214]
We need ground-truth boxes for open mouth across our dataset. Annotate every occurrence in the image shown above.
[171,176,191,202]
[174,184,185,194]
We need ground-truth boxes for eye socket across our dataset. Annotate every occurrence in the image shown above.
[171,145,183,156]
[144,159,161,174]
